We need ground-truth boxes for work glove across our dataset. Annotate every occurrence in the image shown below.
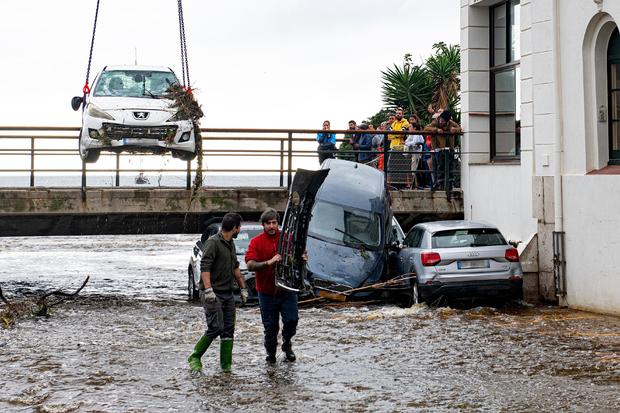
[240,288,249,305]
[203,287,217,304]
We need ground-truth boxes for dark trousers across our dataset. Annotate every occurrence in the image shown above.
[433,149,453,191]
[202,290,236,340]
[318,144,335,165]
[258,291,299,354]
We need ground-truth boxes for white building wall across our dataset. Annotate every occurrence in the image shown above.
[563,176,620,316]
[461,0,620,314]
[557,0,620,314]
[461,0,537,247]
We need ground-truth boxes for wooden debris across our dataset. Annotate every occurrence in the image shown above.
[0,276,90,327]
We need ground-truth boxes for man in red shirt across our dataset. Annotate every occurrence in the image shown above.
[245,209,298,363]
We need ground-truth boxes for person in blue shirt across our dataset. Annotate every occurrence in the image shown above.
[316,120,336,165]
[357,123,374,163]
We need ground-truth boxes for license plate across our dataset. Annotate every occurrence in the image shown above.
[123,138,156,145]
[457,259,489,269]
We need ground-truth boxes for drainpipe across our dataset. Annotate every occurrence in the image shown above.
[552,0,566,300]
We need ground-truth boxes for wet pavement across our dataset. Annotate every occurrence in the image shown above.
[1,235,619,412]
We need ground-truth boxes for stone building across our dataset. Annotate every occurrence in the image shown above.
[460,0,620,315]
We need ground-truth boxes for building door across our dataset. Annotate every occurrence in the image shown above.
[608,28,620,164]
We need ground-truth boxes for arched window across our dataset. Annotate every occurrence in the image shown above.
[608,28,620,164]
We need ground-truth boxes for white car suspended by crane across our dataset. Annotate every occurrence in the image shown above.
[71,65,199,163]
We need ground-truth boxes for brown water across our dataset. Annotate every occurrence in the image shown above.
[1,235,619,412]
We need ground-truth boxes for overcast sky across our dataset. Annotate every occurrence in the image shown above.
[0,0,460,129]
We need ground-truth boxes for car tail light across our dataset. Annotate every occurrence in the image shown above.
[505,248,519,262]
[509,275,522,281]
[421,252,441,266]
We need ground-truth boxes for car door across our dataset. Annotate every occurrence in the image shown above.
[387,217,406,277]
[397,227,424,275]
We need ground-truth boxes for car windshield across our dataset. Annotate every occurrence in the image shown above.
[431,228,507,248]
[234,228,263,254]
[93,70,179,98]
[308,200,382,248]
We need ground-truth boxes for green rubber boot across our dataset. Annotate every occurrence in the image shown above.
[220,338,234,373]
[188,334,213,372]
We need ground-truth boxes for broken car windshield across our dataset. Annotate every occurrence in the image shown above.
[93,70,179,98]
[308,200,381,248]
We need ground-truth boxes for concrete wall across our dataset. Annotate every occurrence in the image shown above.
[563,176,620,316]
[0,188,463,216]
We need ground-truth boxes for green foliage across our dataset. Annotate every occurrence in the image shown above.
[374,42,461,126]
[425,42,461,121]
[381,61,432,118]
[364,108,393,128]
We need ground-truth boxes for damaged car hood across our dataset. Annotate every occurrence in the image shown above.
[306,236,383,289]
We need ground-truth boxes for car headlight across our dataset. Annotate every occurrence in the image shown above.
[87,104,115,120]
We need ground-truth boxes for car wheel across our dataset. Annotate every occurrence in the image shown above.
[79,131,100,163]
[396,285,414,308]
[188,267,200,301]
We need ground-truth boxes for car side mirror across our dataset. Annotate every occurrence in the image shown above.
[389,241,402,250]
[71,96,83,111]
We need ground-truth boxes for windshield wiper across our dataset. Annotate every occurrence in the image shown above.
[143,89,161,99]
[334,227,367,245]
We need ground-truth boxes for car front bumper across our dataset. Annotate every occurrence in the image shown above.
[419,279,523,301]
[80,119,196,153]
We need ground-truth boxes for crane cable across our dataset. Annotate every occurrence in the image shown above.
[81,0,191,98]
[82,0,101,104]
[177,0,191,93]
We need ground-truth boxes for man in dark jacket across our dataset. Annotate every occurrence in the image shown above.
[423,110,462,191]
[245,209,299,363]
[188,212,248,373]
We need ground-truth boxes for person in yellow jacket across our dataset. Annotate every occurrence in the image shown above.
[388,108,410,149]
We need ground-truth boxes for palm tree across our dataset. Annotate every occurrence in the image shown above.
[377,43,460,124]
[425,42,460,115]
[380,61,433,117]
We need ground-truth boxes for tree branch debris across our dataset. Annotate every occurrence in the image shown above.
[0,276,90,328]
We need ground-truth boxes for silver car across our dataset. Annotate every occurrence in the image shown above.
[396,220,523,304]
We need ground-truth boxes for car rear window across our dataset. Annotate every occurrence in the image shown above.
[431,228,506,248]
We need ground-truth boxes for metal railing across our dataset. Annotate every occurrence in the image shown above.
[0,126,462,192]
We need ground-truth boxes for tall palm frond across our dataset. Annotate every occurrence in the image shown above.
[425,42,460,111]
[381,64,433,116]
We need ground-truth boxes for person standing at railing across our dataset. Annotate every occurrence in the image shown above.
[344,120,359,162]
[316,120,336,165]
[424,110,462,191]
[404,122,426,189]
[388,108,410,149]
[372,122,388,158]
[357,123,374,163]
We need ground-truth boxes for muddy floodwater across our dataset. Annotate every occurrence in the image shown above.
[1,235,619,412]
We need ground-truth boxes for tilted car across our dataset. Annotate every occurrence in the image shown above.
[395,220,523,304]
[187,222,263,302]
[276,159,413,307]
[72,65,199,163]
